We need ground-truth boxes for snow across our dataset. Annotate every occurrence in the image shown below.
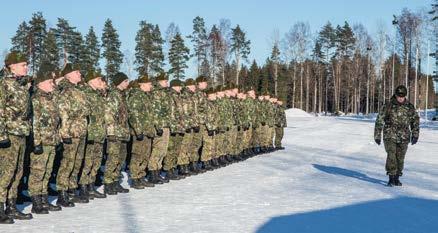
[286,108,314,118]
[4,111,438,233]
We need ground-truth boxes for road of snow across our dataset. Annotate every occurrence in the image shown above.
[3,111,438,233]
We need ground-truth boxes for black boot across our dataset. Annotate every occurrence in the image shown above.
[394,175,403,186]
[78,185,90,202]
[191,162,203,174]
[41,195,61,211]
[131,179,145,189]
[149,171,164,185]
[387,175,396,187]
[31,196,49,214]
[203,160,214,171]
[219,156,228,166]
[166,168,182,180]
[179,165,190,177]
[5,199,33,220]
[226,155,235,163]
[104,183,117,195]
[211,158,220,168]
[70,189,89,204]
[88,184,106,198]
[56,191,75,207]
[113,181,129,193]
[139,178,155,188]
[0,202,14,224]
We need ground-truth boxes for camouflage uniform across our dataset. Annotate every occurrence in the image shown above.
[201,99,219,162]
[79,85,107,186]
[216,96,233,157]
[29,89,61,196]
[235,98,252,155]
[56,80,90,191]
[266,101,276,148]
[127,87,155,179]
[374,96,420,176]
[253,99,266,148]
[274,104,287,148]
[178,89,199,166]
[103,87,130,184]
[190,90,208,162]
[0,74,31,202]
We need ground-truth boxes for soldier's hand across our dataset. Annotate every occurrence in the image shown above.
[33,144,44,155]
[208,130,214,136]
[56,143,64,152]
[107,135,117,142]
[411,136,418,145]
[62,138,72,144]
[261,122,266,126]
[237,126,241,131]
[156,129,163,137]
[0,138,11,148]
[374,138,381,145]
[87,140,95,145]
[193,127,200,133]
[179,133,185,136]
[136,134,144,141]
[185,128,192,133]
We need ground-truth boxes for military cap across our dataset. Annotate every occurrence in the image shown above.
[84,70,103,83]
[206,87,216,95]
[112,72,129,86]
[128,80,139,89]
[5,51,27,67]
[196,75,208,83]
[61,63,81,77]
[137,74,151,83]
[155,72,168,81]
[170,79,183,87]
[185,78,196,86]
[35,62,56,84]
[395,85,407,97]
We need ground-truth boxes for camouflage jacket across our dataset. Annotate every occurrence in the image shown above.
[83,85,107,143]
[127,88,156,138]
[193,90,208,125]
[57,80,90,139]
[0,73,31,140]
[234,99,250,129]
[32,89,61,146]
[105,87,130,141]
[247,98,259,128]
[182,90,200,128]
[205,99,219,131]
[169,90,188,133]
[150,86,172,130]
[275,105,287,127]
[374,96,420,143]
[255,99,267,126]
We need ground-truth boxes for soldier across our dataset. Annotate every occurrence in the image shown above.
[274,100,286,150]
[374,85,420,187]
[78,70,107,199]
[148,73,172,184]
[0,51,33,223]
[29,64,62,214]
[200,88,219,171]
[191,76,209,173]
[246,88,258,157]
[56,63,90,206]
[127,75,156,189]
[103,72,131,195]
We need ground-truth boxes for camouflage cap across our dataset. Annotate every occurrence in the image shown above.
[137,74,151,83]
[35,63,56,84]
[395,85,407,97]
[128,80,139,89]
[206,87,216,95]
[155,72,168,81]
[112,72,129,86]
[5,51,27,67]
[61,63,81,77]
[185,78,196,86]
[170,79,183,87]
[84,69,103,83]
[195,75,208,83]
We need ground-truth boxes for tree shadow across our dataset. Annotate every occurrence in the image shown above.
[255,197,438,233]
[312,164,387,186]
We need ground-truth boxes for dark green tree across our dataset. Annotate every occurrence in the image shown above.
[53,18,76,64]
[11,21,30,60]
[168,32,190,79]
[135,21,164,76]
[101,19,123,79]
[28,12,47,73]
[82,26,101,72]
[230,25,250,85]
[188,16,208,76]
[41,29,60,69]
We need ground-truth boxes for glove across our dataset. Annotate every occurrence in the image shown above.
[179,133,185,136]
[62,138,72,144]
[226,127,230,131]
[237,126,241,131]
[136,134,144,141]
[411,136,418,145]
[261,122,266,126]
[374,138,381,145]
[156,129,163,137]
[56,143,64,153]
[107,135,117,142]
[170,132,177,137]
[33,144,44,155]
[208,130,214,136]
[193,127,200,133]
[185,128,192,133]
[0,138,11,148]
[87,140,95,145]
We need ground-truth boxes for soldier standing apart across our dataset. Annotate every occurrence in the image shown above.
[191,76,209,172]
[29,64,62,214]
[200,88,219,171]
[274,100,286,150]
[103,72,130,195]
[78,70,107,199]
[56,63,90,206]
[374,85,420,187]
[0,52,33,224]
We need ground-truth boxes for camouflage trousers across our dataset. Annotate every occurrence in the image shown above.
[215,131,226,158]
[103,140,127,184]
[239,128,252,153]
[163,133,183,171]
[227,126,238,155]
[251,126,262,148]
[189,126,204,162]
[130,136,152,179]
[148,128,170,171]
[0,135,26,202]
[384,140,409,176]
[261,125,273,147]
[79,142,103,185]
[178,131,193,166]
[201,130,215,162]
[234,129,245,155]
[28,145,55,196]
[274,127,284,147]
[56,138,86,191]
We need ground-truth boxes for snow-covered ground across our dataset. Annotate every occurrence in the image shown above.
[4,109,438,233]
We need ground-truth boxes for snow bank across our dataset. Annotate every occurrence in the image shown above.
[285,108,313,118]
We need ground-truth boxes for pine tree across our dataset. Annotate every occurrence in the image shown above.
[53,18,76,64]
[68,31,85,67]
[11,21,30,59]
[135,22,164,76]
[168,32,190,80]
[151,25,164,74]
[188,16,208,76]
[230,25,251,85]
[82,26,100,72]
[101,19,123,79]
[41,29,60,69]
[271,44,281,95]
[335,22,356,58]
[28,12,47,73]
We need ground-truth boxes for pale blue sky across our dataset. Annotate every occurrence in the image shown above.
[0,0,430,77]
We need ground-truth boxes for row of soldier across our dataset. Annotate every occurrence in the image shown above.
[0,51,287,224]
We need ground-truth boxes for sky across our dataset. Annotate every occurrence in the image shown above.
[0,0,432,78]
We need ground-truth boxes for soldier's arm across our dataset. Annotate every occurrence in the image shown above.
[104,92,116,136]
[0,82,9,141]
[58,92,71,139]
[32,96,43,146]
[374,104,386,140]
[126,91,142,136]
[410,106,420,139]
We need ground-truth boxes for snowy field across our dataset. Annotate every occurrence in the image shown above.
[4,109,438,233]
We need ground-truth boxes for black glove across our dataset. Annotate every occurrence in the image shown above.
[193,127,200,133]
[56,143,64,152]
[237,126,241,131]
[208,130,215,136]
[107,135,117,142]
[62,138,72,144]
[374,138,381,145]
[170,132,177,137]
[185,128,192,133]
[261,122,266,126]
[244,126,250,131]
[226,127,230,131]
[156,129,163,137]
[0,138,11,148]
[87,140,95,145]
[33,144,44,155]
[179,133,185,136]
[136,134,144,141]
[411,136,418,145]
